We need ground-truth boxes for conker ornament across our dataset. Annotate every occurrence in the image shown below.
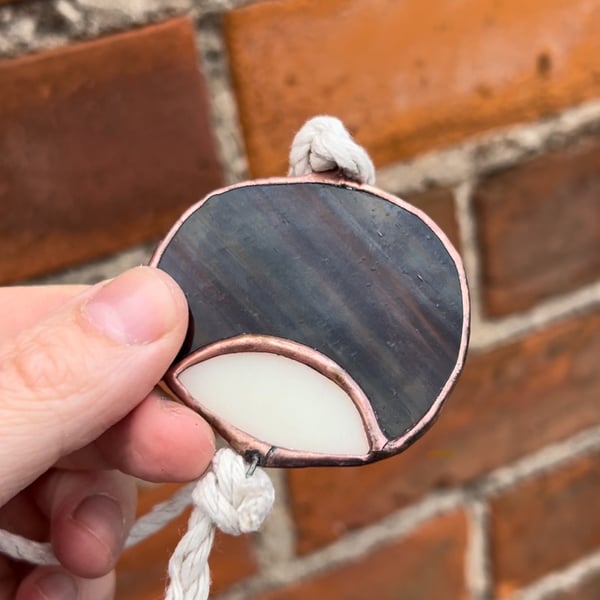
[152,172,470,468]
[0,120,471,600]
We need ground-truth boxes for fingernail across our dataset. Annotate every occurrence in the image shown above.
[35,572,77,600]
[83,267,182,345]
[73,495,124,559]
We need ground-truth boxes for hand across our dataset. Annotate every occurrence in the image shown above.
[0,267,215,599]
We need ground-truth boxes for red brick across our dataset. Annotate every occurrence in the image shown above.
[116,483,257,599]
[256,512,468,600]
[225,0,600,177]
[288,309,600,553]
[491,452,600,596]
[405,187,461,251]
[210,530,258,595]
[553,571,600,600]
[0,18,222,284]
[474,134,600,316]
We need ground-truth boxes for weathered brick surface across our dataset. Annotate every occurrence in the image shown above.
[256,512,468,600]
[0,18,222,284]
[225,0,600,177]
[553,571,600,600]
[405,187,460,251]
[491,452,600,596]
[288,309,600,553]
[116,483,257,599]
[210,530,258,595]
[474,134,600,316]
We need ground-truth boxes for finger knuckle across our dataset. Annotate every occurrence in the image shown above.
[1,326,84,401]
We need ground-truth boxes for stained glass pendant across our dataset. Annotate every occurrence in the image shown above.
[151,175,470,468]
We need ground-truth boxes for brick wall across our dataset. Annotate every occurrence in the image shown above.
[1,0,599,599]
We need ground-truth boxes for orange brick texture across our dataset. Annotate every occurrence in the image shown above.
[0,18,222,284]
[475,133,600,316]
[257,512,469,600]
[491,452,600,596]
[225,0,600,177]
[1,0,599,598]
[553,572,600,600]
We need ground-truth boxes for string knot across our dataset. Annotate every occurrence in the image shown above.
[165,449,274,599]
[194,449,274,535]
[288,115,376,184]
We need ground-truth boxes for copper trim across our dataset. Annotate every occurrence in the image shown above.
[164,334,388,467]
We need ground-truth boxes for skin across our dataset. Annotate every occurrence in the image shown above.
[0,267,216,599]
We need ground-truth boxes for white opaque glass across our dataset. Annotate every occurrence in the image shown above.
[178,352,369,455]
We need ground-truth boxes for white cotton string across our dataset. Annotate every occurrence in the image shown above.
[0,480,197,567]
[0,481,196,566]
[0,532,57,566]
[165,449,274,599]
[0,449,274,600]
[288,115,376,184]
[126,480,197,548]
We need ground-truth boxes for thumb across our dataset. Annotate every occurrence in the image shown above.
[0,267,189,505]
